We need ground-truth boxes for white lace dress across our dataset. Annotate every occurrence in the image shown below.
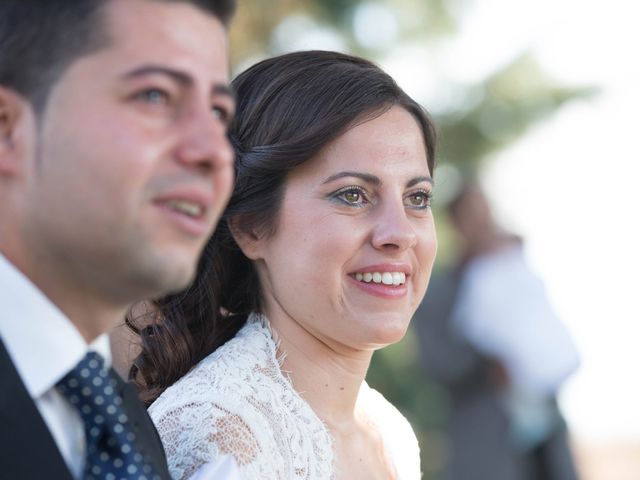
[148,313,421,480]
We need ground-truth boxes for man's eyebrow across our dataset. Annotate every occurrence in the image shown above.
[120,65,234,99]
[322,171,381,186]
[212,83,235,101]
[121,65,193,84]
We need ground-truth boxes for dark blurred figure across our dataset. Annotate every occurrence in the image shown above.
[414,180,581,480]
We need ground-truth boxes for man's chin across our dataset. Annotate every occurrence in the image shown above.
[162,266,198,296]
[123,256,199,301]
[155,261,199,296]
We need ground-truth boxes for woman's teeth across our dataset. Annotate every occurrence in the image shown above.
[354,272,406,286]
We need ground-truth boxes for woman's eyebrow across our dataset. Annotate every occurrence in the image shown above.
[322,171,381,186]
[407,176,433,188]
[322,171,433,189]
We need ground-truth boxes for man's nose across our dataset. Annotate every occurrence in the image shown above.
[174,107,234,175]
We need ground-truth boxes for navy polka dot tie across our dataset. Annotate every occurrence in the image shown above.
[57,351,162,480]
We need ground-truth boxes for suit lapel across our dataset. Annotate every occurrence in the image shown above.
[112,371,170,477]
[0,339,73,480]
[0,340,168,479]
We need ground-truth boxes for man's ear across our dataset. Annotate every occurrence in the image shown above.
[228,215,266,261]
[0,86,32,177]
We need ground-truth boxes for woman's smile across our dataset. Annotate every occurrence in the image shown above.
[251,106,437,349]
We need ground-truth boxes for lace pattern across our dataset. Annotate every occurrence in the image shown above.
[149,313,421,479]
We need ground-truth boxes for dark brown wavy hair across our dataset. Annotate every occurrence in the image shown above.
[127,50,437,405]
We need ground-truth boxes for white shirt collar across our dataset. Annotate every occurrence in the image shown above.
[0,254,111,399]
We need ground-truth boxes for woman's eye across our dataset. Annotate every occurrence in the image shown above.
[405,191,432,209]
[333,187,369,207]
[343,190,362,203]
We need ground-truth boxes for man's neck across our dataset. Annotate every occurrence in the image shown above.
[2,248,128,343]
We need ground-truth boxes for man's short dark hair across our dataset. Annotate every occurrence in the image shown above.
[0,0,236,112]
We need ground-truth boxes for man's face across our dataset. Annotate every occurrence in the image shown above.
[19,0,234,303]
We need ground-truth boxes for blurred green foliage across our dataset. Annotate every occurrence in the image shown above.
[229,2,590,477]
[437,54,595,174]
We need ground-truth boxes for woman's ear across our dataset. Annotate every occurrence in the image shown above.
[228,215,267,260]
[0,86,32,177]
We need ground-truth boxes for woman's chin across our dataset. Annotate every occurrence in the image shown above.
[361,315,411,348]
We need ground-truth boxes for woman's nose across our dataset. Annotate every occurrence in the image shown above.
[370,202,417,252]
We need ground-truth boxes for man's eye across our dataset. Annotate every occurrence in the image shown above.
[211,105,231,124]
[135,88,170,106]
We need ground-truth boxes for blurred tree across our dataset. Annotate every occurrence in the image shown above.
[228,2,592,478]
[230,0,456,60]
[437,54,595,174]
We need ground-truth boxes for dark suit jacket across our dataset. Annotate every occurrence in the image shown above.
[0,339,170,479]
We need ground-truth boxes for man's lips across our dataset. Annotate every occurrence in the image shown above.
[162,199,205,218]
[153,189,216,237]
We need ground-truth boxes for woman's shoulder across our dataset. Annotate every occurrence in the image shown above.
[360,383,415,431]
[150,315,277,413]
[146,316,283,479]
[148,314,334,479]
[360,383,422,480]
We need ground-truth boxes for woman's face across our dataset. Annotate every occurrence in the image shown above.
[248,106,437,351]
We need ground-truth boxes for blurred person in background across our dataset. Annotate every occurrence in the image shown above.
[413,180,581,480]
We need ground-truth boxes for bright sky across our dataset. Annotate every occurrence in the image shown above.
[482,0,640,442]
[416,0,640,442]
